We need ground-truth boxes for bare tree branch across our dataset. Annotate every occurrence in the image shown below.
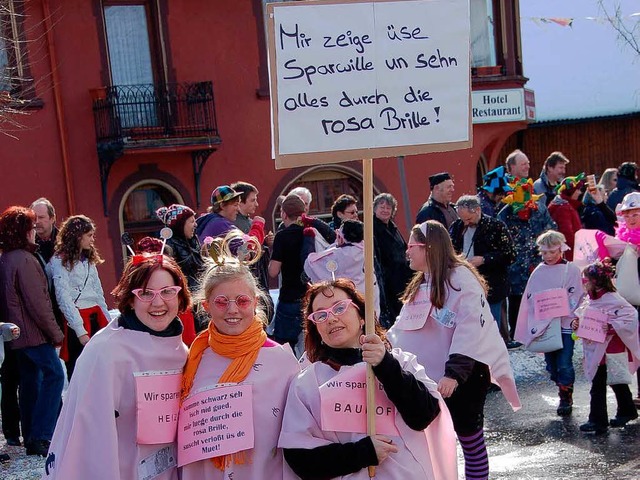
[598,0,640,56]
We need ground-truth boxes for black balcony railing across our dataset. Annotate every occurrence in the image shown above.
[92,81,219,144]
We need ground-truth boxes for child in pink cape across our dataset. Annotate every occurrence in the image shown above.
[388,221,520,480]
[43,254,191,479]
[573,261,640,434]
[515,230,584,416]
[279,279,458,480]
[179,235,300,480]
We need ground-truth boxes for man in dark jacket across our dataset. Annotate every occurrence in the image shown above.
[450,195,515,343]
[30,198,59,264]
[607,162,640,211]
[415,172,458,228]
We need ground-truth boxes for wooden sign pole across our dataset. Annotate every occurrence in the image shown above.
[363,158,376,478]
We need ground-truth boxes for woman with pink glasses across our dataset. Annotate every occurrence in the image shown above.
[44,254,191,479]
[180,236,299,480]
[388,221,520,480]
[279,279,457,480]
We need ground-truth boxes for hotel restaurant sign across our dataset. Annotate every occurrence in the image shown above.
[472,88,536,124]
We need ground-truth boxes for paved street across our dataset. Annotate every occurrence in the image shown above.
[484,347,640,480]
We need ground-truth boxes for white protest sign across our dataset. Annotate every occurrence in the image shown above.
[267,0,471,167]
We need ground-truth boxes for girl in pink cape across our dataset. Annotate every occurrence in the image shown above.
[514,230,584,416]
[388,221,520,480]
[279,279,457,480]
[572,261,640,435]
[43,254,191,479]
[179,235,299,480]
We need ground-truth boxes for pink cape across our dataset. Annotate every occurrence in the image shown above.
[388,266,521,411]
[575,292,640,381]
[179,343,300,480]
[304,242,381,315]
[278,349,458,480]
[514,262,584,346]
[43,320,188,480]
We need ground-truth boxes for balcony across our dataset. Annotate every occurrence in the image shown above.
[92,81,219,146]
[92,81,221,215]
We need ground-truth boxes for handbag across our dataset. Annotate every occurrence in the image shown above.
[526,318,563,353]
[615,244,640,306]
[605,352,633,385]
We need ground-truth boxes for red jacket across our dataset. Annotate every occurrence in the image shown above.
[548,194,583,261]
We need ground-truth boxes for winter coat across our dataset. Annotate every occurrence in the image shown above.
[477,189,500,218]
[533,170,557,207]
[166,235,205,293]
[497,204,557,296]
[373,216,414,321]
[548,194,583,260]
[607,177,640,211]
[580,202,616,236]
[415,197,458,229]
[450,214,515,303]
[0,249,63,349]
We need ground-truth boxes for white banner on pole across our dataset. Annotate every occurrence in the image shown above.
[267,0,471,167]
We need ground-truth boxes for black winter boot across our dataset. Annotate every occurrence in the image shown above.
[557,385,574,416]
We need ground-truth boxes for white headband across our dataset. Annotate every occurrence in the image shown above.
[538,242,571,252]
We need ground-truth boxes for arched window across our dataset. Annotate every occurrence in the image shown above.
[119,181,182,254]
[281,167,365,224]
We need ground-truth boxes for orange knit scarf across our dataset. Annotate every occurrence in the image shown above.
[181,319,266,470]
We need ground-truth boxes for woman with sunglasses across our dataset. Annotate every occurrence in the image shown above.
[279,279,457,480]
[180,235,299,479]
[389,221,520,480]
[44,254,191,479]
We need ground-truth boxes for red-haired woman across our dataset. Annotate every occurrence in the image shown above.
[44,254,191,479]
[0,206,64,457]
[47,215,110,379]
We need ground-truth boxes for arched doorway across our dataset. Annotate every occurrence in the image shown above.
[274,166,366,226]
[118,181,183,259]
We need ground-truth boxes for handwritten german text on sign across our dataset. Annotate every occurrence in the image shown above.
[268,0,471,166]
[533,288,570,321]
[577,307,607,344]
[134,370,182,445]
[177,384,254,467]
[320,363,399,436]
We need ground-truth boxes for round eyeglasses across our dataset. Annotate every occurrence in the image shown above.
[132,286,181,303]
[212,294,253,311]
[307,299,359,324]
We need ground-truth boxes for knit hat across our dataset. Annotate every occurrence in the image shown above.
[618,162,638,181]
[481,166,513,194]
[429,172,451,189]
[619,192,640,213]
[502,178,543,220]
[156,204,195,228]
[281,194,306,218]
[555,172,586,195]
[210,185,241,207]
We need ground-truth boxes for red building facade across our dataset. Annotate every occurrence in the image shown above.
[0,0,530,294]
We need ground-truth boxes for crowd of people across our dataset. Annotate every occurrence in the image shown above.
[0,152,638,478]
